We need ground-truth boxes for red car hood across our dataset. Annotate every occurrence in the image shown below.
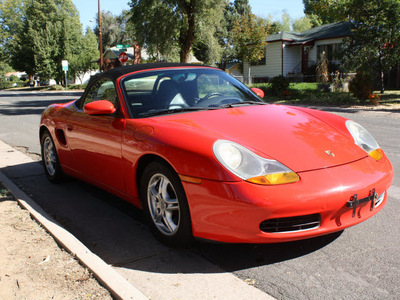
[152,104,366,172]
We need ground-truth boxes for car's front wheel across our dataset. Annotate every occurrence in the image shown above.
[140,161,193,247]
[40,130,63,183]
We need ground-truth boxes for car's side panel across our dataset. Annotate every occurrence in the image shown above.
[63,108,126,192]
[40,102,75,169]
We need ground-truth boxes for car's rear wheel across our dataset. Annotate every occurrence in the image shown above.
[140,161,192,247]
[40,130,63,183]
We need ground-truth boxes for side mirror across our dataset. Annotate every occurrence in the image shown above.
[84,100,116,115]
[251,87,265,99]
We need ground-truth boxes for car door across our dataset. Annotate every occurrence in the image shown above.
[65,78,125,192]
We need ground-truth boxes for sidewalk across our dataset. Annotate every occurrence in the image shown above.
[0,139,274,300]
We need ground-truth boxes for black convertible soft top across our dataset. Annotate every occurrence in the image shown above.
[91,63,215,81]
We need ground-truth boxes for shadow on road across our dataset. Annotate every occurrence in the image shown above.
[0,99,74,116]
[0,91,82,98]
[193,231,342,272]
[1,160,341,275]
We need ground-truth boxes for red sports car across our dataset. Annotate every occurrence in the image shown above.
[40,63,393,247]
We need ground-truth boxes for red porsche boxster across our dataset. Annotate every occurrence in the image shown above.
[40,63,393,246]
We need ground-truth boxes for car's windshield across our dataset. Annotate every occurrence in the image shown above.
[121,68,263,118]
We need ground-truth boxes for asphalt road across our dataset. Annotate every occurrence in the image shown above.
[1,90,399,299]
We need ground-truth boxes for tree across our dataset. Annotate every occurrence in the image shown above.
[10,0,58,82]
[266,10,311,33]
[292,16,313,32]
[340,0,400,93]
[232,13,269,64]
[209,0,252,69]
[55,0,84,83]
[0,0,26,64]
[94,11,125,53]
[128,0,225,63]
[73,27,99,84]
[234,0,251,16]
[303,0,349,26]
[10,0,84,83]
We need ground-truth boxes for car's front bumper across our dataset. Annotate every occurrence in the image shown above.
[183,155,393,243]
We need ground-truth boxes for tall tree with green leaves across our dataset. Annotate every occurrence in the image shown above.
[0,0,26,66]
[232,13,269,64]
[128,0,225,63]
[234,0,251,16]
[73,27,99,83]
[214,0,262,69]
[303,0,349,26]
[10,0,58,81]
[55,0,84,82]
[292,16,313,32]
[93,11,125,53]
[10,0,83,83]
[341,0,400,93]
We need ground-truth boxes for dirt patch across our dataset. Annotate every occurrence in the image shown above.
[0,183,112,299]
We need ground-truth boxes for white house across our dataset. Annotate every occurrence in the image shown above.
[243,21,352,83]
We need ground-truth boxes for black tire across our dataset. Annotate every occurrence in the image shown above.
[140,161,193,247]
[40,130,64,183]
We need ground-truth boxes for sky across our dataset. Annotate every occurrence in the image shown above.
[72,0,305,31]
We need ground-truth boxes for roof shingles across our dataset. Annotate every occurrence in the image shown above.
[266,21,351,43]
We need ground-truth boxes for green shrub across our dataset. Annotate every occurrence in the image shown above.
[349,72,372,102]
[67,83,87,90]
[0,78,25,89]
[9,75,20,82]
[270,75,290,96]
[304,92,356,105]
[49,85,65,90]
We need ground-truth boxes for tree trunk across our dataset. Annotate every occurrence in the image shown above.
[221,60,227,71]
[134,43,142,64]
[179,4,195,63]
[29,74,34,87]
[378,48,385,94]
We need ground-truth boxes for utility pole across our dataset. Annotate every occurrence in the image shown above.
[98,0,103,71]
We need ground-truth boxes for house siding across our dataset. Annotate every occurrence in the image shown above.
[265,42,282,78]
[283,44,302,75]
[243,41,282,83]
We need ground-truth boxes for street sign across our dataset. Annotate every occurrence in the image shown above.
[119,52,129,64]
[62,60,68,71]
[116,44,130,49]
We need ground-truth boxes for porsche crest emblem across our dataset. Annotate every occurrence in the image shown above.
[325,150,335,157]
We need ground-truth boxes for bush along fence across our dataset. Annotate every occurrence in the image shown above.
[249,71,388,106]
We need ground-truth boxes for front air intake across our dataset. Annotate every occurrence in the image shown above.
[260,214,321,233]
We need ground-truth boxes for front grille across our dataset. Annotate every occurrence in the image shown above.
[260,213,321,233]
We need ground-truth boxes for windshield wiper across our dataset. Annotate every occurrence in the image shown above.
[139,107,216,117]
[217,101,266,108]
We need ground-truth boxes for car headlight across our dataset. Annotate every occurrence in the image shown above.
[213,140,299,185]
[345,120,383,161]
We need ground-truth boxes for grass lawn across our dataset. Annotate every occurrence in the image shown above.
[251,82,400,107]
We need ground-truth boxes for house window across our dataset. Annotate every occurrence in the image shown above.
[317,43,341,62]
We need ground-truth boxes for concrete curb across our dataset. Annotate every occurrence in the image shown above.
[0,142,148,300]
